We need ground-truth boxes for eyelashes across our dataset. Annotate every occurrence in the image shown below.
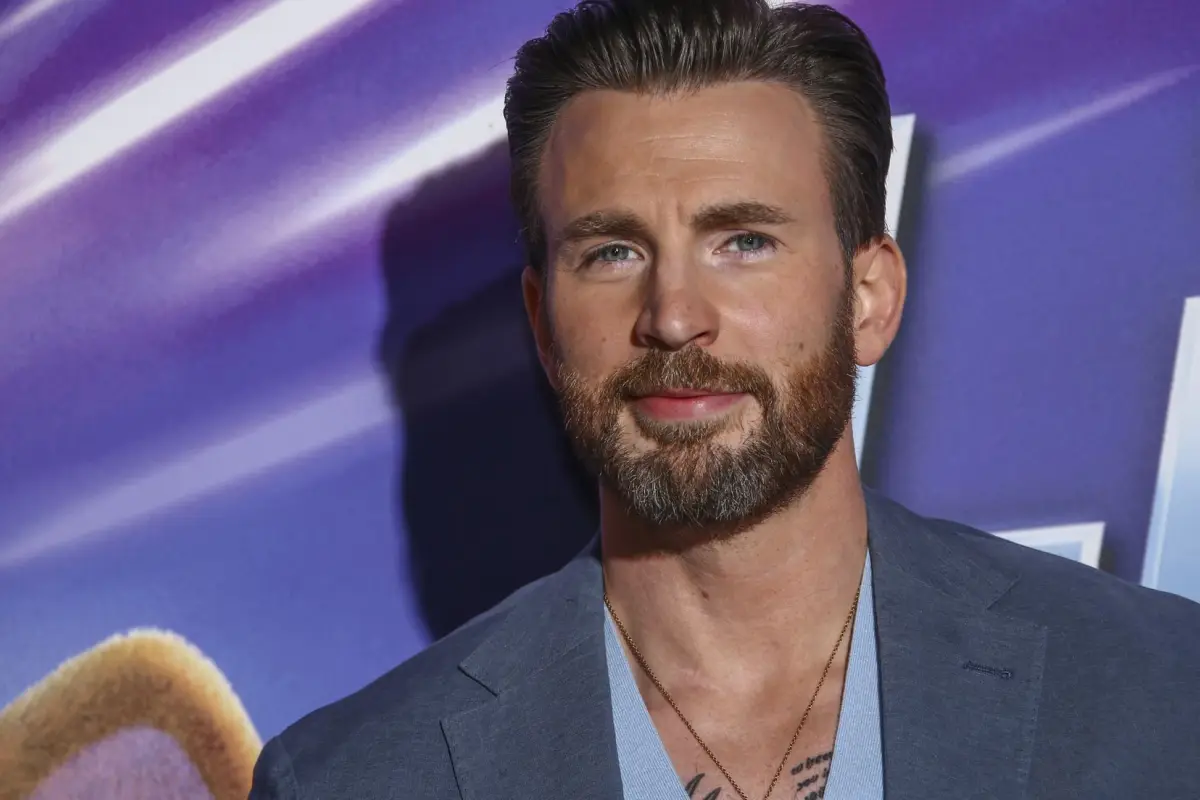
[579,232,779,270]
[583,242,638,266]
[720,232,774,256]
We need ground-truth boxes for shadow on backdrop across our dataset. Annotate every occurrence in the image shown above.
[859,127,930,489]
[377,142,597,640]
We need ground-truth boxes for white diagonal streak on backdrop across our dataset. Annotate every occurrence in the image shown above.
[0,376,392,568]
[0,0,380,224]
[933,65,1198,184]
[0,0,75,39]
[267,93,509,249]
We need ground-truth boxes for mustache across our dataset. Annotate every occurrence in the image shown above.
[606,347,775,399]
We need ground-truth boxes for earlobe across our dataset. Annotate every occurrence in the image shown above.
[851,236,907,367]
[521,266,560,390]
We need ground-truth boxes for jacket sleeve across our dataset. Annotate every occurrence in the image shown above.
[248,737,299,800]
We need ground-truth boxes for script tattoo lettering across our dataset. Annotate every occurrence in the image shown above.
[790,750,833,800]
[682,750,834,800]
[684,774,722,800]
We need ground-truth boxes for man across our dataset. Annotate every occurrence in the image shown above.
[250,2,1200,798]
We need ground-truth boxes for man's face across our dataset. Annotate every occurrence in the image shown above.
[532,81,859,529]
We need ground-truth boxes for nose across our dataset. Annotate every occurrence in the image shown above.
[633,260,719,351]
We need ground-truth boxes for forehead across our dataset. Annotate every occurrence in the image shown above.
[539,81,830,231]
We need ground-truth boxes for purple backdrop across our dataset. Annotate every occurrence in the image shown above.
[0,0,1197,747]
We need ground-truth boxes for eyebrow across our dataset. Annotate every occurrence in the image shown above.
[557,209,652,248]
[554,201,796,249]
[691,201,796,231]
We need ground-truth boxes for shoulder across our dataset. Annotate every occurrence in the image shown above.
[251,571,556,796]
[900,506,1200,771]
[916,505,1200,665]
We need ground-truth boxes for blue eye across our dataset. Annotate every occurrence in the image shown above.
[586,244,637,265]
[718,232,777,261]
[728,233,771,253]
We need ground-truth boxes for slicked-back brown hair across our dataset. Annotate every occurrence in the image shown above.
[504,0,893,272]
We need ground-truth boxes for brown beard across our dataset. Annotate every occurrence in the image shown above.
[554,288,858,530]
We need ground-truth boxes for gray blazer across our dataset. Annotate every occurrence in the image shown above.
[250,491,1200,799]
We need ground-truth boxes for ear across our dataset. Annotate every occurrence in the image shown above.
[850,235,907,367]
[521,265,560,390]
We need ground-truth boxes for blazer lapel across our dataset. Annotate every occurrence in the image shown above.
[441,493,1049,800]
[866,491,1047,800]
[441,545,622,800]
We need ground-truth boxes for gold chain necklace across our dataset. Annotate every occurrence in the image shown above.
[603,583,861,800]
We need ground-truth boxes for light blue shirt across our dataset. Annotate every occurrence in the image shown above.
[604,552,883,799]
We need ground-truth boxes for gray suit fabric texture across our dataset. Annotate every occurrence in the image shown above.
[249,490,1200,799]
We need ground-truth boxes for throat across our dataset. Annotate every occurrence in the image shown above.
[616,628,850,800]
[605,587,859,800]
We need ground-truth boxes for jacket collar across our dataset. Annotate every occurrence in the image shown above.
[865,489,1046,800]
[442,541,619,799]
[442,490,1047,800]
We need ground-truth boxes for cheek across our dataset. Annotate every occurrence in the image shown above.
[740,259,846,356]
[549,289,633,381]
[721,289,826,368]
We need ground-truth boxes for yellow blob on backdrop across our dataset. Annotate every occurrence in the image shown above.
[0,629,261,800]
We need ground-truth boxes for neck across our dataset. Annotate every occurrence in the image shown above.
[599,436,867,687]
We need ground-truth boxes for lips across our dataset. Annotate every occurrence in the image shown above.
[631,389,747,421]
[646,388,720,398]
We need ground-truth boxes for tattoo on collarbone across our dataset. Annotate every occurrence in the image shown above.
[683,773,724,800]
[790,749,833,799]
[682,750,834,800]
